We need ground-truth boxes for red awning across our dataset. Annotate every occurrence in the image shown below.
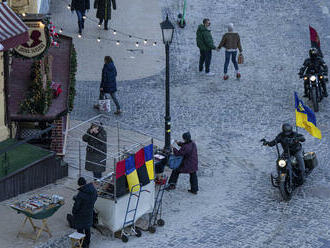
[0,3,29,51]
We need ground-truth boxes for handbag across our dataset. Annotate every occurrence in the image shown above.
[167,155,183,170]
[98,90,111,112]
[238,53,244,64]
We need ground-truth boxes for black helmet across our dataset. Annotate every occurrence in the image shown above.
[309,48,318,59]
[182,132,191,142]
[282,123,293,136]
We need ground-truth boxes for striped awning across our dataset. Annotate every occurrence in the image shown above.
[0,3,29,51]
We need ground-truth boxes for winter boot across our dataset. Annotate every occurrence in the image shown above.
[236,72,241,79]
[322,82,328,97]
[223,75,229,80]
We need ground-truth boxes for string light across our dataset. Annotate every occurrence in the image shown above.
[58,0,163,47]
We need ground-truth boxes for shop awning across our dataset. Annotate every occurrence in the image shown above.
[0,3,29,51]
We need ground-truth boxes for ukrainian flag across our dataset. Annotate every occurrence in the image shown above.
[125,155,140,192]
[294,92,322,139]
[144,144,154,180]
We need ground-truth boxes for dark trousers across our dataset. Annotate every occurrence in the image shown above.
[93,171,102,179]
[98,18,109,29]
[199,50,212,73]
[168,170,198,192]
[77,227,91,247]
[76,10,86,33]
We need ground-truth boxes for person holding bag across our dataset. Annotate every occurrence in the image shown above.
[217,23,243,80]
[95,56,121,114]
[165,132,199,194]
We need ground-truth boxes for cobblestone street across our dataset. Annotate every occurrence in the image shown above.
[47,0,330,247]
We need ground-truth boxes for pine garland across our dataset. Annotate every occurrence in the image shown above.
[68,45,77,112]
[19,60,53,115]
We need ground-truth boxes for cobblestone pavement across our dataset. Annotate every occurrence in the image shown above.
[64,0,330,247]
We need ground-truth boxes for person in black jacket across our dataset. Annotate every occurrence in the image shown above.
[100,56,121,114]
[82,123,107,179]
[263,123,306,183]
[94,0,116,30]
[71,0,90,35]
[299,48,328,97]
[72,177,97,248]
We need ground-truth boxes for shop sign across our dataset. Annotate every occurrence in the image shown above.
[14,20,49,59]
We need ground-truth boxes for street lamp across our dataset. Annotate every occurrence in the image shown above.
[160,15,174,152]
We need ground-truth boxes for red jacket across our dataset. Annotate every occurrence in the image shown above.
[173,141,198,173]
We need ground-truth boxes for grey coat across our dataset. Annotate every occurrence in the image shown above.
[82,127,107,173]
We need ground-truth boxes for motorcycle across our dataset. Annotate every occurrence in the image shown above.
[302,70,327,112]
[261,138,318,201]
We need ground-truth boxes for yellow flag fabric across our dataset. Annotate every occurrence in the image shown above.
[145,160,154,180]
[295,92,322,139]
[126,170,140,192]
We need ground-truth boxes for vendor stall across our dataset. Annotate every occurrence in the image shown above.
[10,194,64,241]
[66,115,157,235]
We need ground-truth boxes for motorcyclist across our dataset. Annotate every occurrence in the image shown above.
[263,123,306,184]
[299,48,328,97]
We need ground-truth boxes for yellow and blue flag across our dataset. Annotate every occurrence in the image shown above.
[294,92,322,139]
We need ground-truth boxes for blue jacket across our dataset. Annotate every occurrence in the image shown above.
[101,62,117,93]
[72,183,97,229]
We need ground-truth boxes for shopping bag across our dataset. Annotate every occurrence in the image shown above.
[168,155,183,170]
[98,99,111,112]
[238,53,244,64]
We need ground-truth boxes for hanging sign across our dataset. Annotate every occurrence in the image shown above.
[14,20,50,59]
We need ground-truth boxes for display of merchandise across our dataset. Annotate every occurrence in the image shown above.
[11,194,64,213]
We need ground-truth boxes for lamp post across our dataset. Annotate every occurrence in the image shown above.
[160,15,174,152]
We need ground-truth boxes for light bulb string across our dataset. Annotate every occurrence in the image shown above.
[60,0,163,43]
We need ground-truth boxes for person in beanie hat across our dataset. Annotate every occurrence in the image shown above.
[196,18,217,76]
[166,132,199,194]
[71,177,97,248]
[217,23,243,80]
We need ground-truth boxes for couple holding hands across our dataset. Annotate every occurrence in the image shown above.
[197,19,243,80]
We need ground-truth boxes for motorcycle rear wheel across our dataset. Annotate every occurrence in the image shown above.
[311,87,319,112]
[279,175,292,201]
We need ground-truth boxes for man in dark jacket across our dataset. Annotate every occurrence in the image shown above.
[94,0,116,30]
[166,132,199,194]
[73,177,97,248]
[71,0,90,35]
[263,123,306,183]
[196,19,216,76]
[82,123,107,179]
[299,48,328,97]
[100,56,121,114]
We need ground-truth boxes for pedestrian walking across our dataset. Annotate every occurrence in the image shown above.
[71,0,90,35]
[196,18,217,76]
[165,132,199,194]
[94,0,116,30]
[217,23,243,80]
[82,123,107,179]
[99,56,121,114]
[72,177,97,248]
